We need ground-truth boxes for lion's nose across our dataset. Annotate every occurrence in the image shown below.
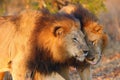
[83,51,88,56]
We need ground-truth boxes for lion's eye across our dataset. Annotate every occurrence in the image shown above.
[91,41,95,45]
[73,38,79,43]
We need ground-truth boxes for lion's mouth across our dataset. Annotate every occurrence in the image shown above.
[75,51,102,65]
[85,52,102,65]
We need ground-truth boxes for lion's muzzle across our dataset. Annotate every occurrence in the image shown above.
[75,50,89,61]
[85,51,102,65]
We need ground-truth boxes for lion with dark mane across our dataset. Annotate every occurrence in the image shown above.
[58,4,108,80]
[0,9,89,80]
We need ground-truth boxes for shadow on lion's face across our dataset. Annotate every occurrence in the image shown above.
[84,23,105,65]
[85,39,102,65]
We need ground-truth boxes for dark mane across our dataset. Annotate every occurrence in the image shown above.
[72,4,98,26]
[27,11,74,75]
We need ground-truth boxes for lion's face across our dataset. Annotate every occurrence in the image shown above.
[56,21,88,61]
[63,27,89,62]
[84,22,106,64]
[37,15,89,62]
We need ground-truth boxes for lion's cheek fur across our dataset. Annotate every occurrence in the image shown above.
[36,32,68,63]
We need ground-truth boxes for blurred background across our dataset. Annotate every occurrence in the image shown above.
[0,0,120,80]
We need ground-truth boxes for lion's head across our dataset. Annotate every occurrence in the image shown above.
[59,4,107,64]
[33,13,89,63]
[84,22,107,64]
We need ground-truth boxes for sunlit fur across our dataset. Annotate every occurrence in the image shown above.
[0,9,89,80]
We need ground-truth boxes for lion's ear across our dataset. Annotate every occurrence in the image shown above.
[53,26,64,37]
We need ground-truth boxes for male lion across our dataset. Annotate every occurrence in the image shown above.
[59,4,108,80]
[0,9,89,80]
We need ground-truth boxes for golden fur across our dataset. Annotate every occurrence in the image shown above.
[0,9,89,80]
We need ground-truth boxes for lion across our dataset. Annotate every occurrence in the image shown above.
[59,4,108,80]
[0,9,89,80]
